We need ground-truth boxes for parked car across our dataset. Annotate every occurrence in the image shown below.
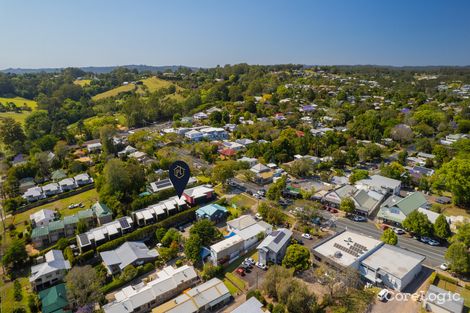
[256,262,268,270]
[392,228,405,235]
[236,268,245,276]
[301,233,313,240]
[377,289,390,302]
[440,263,449,271]
[257,190,266,196]
[427,239,440,246]
[420,237,431,244]
[244,258,255,265]
[352,215,367,222]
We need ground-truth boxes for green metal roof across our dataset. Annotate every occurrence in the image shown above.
[31,226,49,238]
[51,169,67,181]
[48,220,65,232]
[38,283,69,313]
[63,215,79,225]
[395,192,427,215]
[77,209,94,219]
[92,202,112,217]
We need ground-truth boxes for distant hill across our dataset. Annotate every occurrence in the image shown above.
[1,65,199,74]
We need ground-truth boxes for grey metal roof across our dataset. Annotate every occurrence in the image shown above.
[361,245,425,279]
[425,285,464,313]
[100,241,158,270]
[257,228,292,254]
[231,297,265,313]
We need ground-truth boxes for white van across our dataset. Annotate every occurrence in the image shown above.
[377,289,390,302]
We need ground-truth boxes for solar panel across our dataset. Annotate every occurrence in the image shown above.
[273,232,286,244]
[119,217,130,229]
[79,233,90,245]
[153,179,173,188]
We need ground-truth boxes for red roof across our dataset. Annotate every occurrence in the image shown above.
[296,130,305,137]
[219,148,237,156]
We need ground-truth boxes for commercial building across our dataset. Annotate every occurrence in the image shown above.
[152,278,231,313]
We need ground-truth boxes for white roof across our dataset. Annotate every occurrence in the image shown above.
[231,297,266,313]
[357,175,401,190]
[237,223,268,241]
[361,245,425,279]
[227,215,257,231]
[30,250,71,282]
[74,173,91,181]
[210,234,243,253]
[30,209,55,224]
[59,178,76,186]
[183,185,213,198]
[42,183,60,192]
[23,186,43,197]
[313,231,382,267]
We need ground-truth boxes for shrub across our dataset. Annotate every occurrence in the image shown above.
[14,280,22,301]
[175,259,183,267]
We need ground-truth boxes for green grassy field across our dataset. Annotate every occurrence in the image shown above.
[225,272,246,290]
[73,79,92,87]
[230,194,257,209]
[0,97,39,124]
[92,83,136,101]
[92,76,185,101]
[12,188,99,233]
[223,278,239,295]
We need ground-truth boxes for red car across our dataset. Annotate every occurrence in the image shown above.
[236,268,245,276]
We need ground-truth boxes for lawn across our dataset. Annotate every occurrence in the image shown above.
[0,111,33,124]
[0,276,33,313]
[225,272,246,291]
[223,278,240,296]
[12,188,99,232]
[230,194,257,210]
[435,280,470,308]
[442,205,470,218]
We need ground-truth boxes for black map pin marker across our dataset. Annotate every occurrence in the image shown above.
[169,160,191,198]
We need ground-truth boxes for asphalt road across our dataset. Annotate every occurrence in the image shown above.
[324,214,446,268]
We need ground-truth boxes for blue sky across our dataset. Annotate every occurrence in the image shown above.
[1,0,469,68]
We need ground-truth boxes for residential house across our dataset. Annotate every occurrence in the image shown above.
[377,192,428,226]
[23,186,45,202]
[423,285,464,313]
[210,234,245,265]
[74,173,93,186]
[237,156,258,167]
[38,283,70,313]
[185,130,204,141]
[148,178,174,193]
[352,189,385,216]
[48,220,65,243]
[19,177,35,193]
[250,163,273,185]
[200,127,228,141]
[100,241,159,275]
[42,183,62,196]
[231,297,268,313]
[118,145,138,157]
[152,278,231,313]
[133,197,187,227]
[103,265,199,313]
[196,204,228,223]
[32,227,51,247]
[87,142,102,153]
[257,228,293,265]
[77,216,134,252]
[235,138,255,147]
[92,202,113,225]
[182,185,215,206]
[30,209,56,228]
[51,170,67,182]
[219,148,237,160]
[193,112,208,120]
[58,178,77,192]
[30,250,71,290]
